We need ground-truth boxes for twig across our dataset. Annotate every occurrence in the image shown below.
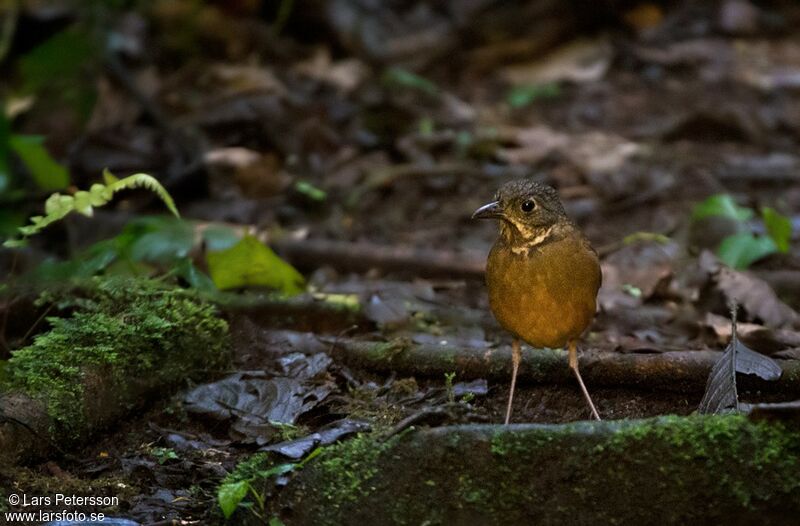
[273,238,485,279]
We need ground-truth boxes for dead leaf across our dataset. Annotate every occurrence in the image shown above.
[496,126,643,175]
[503,36,613,85]
[184,354,333,445]
[204,147,290,198]
[293,48,369,93]
[598,241,678,311]
[715,267,800,328]
[259,419,371,459]
[698,314,782,414]
[623,4,664,32]
[703,312,800,352]
[206,63,287,96]
[364,293,409,329]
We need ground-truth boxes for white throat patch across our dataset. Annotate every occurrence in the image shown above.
[508,224,555,255]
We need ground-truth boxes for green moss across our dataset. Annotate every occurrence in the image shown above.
[483,415,800,513]
[223,453,272,485]
[2,277,229,440]
[287,415,800,525]
[315,432,400,509]
[367,340,408,361]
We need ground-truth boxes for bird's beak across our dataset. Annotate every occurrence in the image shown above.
[472,201,504,220]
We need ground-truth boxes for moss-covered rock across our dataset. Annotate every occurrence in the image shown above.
[0,277,229,458]
[279,415,800,525]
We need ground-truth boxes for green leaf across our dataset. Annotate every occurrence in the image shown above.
[9,135,69,191]
[102,169,119,185]
[0,110,11,195]
[20,26,95,96]
[105,172,180,218]
[717,233,778,269]
[73,190,94,216]
[506,83,561,108]
[88,183,109,205]
[126,217,194,264]
[692,194,753,222]
[382,67,438,96]
[202,225,241,252]
[298,446,324,467]
[218,480,249,519]
[206,235,305,295]
[0,208,25,237]
[174,258,217,294]
[762,207,791,253]
[26,239,120,281]
[269,517,288,526]
[294,180,327,202]
[256,463,296,478]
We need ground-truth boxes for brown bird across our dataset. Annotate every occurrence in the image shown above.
[473,179,602,423]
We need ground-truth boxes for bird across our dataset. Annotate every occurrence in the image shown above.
[472,179,602,424]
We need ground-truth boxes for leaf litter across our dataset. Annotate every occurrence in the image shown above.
[5,1,800,524]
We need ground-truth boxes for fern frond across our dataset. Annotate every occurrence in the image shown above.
[3,171,179,247]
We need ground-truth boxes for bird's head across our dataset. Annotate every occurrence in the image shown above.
[472,179,570,247]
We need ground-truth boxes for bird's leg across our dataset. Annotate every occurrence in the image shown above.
[568,339,601,421]
[504,338,522,425]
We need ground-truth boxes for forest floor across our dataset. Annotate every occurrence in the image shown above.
[2,1,800,524]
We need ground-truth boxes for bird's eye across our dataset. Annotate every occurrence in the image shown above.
[521,199,536,212]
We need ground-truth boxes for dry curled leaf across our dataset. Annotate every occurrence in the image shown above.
[715,267,800,328]
[699,312,782,414]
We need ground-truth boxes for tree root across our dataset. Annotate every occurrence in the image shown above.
[326,337,800,394]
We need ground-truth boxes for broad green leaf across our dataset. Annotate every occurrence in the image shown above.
[202,225,241,252]
[717,233,777,269]
[9,135,69,191]
[174,258,217,294]
[692,194,753,222]
[762,207,791,253]
[382,67,438,96]
[26,239,119,281]
[206,235,305,295]
[217,480,249,519]
[20,27,95,95]
[506,83,561,108]
[269,518,287,526]
[126,217,194,264]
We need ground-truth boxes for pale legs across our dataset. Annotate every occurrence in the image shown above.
[504,339,521,425]
[505,339,600,423]
[568,339,601,420]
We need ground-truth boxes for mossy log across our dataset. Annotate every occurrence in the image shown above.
[329,338,800,393]
[222,293,369,333]
[0,279,229,465]
[278,415,800,525]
